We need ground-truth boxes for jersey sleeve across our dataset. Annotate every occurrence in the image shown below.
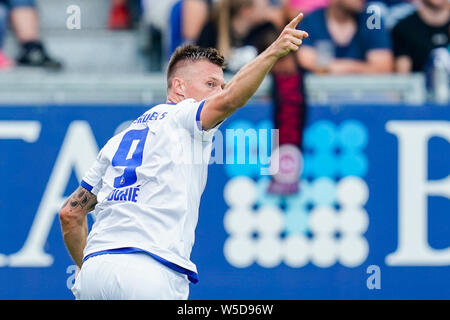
[175,98,221,141]
[81,148,109,195]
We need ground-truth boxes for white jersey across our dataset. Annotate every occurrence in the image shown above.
[80,99,219,282]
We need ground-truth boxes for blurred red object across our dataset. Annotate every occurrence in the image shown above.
[108,0,131,30]
[287,0,329,16]
[0,51,15,70]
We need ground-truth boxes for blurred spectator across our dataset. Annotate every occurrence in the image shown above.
[195,0,308,194]
[142,0,179,32]
[1,0,62,69]
[392,0,449,73]
[370,0,416,30]
[141,0,178,70]
[187,0,284,41]
[296,0,394,74]
[196,0,281,73]
[283,0,329,20]
[0,2,14,69]
[182,0,211,44]
[377,0,410,5]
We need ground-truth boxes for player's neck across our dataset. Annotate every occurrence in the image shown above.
[166,93,185,104]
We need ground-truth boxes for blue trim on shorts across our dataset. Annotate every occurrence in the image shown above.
[83,247,199,284]
[80,180,94,192]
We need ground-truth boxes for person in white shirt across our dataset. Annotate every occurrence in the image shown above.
[59,13,308,300]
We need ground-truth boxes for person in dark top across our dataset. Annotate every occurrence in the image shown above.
[296,0,393,74]
[182,0,213,44]
[392,0,449,73]
[196,0,281,73]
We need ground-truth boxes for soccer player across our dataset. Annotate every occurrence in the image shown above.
[59,13,308,300]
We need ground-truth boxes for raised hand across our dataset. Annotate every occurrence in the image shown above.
[268,13,309,59]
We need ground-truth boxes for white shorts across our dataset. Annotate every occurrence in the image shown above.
[71,252,190,300]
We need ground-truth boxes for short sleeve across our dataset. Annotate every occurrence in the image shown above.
[81,148,109,195]
[175,98,220,142]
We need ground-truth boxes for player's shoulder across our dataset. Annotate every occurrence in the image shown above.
[130,103,175,126]
[173,98,201,108]
[149,99,199,113]
[126,99,200,129]
[170,99,204,117]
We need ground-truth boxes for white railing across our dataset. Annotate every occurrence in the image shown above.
[0,71,441,106]
[304,73,428,106]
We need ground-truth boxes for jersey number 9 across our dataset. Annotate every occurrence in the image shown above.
[112,128,149,188]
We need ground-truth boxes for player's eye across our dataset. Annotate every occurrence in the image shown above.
[207,82,215,88]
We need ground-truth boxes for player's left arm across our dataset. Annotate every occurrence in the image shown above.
[59,186,97,268]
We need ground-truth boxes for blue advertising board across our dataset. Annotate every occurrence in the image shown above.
[0,102,448,299]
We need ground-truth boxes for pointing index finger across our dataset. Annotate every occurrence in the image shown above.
[287,12,304,29]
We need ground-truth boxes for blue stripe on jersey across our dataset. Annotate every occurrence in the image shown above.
[83,247,199,284]
[81,180,94,192]
[196,100,206,130]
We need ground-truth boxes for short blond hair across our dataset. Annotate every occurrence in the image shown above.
[167,44,226,88]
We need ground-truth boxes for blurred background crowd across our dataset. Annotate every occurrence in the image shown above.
[0,0,448,76]
[1,0,449,301]
[0,0,447,195]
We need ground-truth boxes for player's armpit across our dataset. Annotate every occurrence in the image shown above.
[199,94,235,131]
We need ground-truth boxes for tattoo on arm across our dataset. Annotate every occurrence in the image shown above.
[62,186,97,214]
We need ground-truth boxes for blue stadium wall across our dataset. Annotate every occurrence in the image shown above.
[0,102,449,300]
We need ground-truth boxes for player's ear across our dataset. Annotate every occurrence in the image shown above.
[171,77,186,99]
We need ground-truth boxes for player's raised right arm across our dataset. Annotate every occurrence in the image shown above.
[199,13,308,130]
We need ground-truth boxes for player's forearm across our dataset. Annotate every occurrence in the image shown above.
[59,186,97,267]
[223,49,279,109]
[61,217,88,268]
